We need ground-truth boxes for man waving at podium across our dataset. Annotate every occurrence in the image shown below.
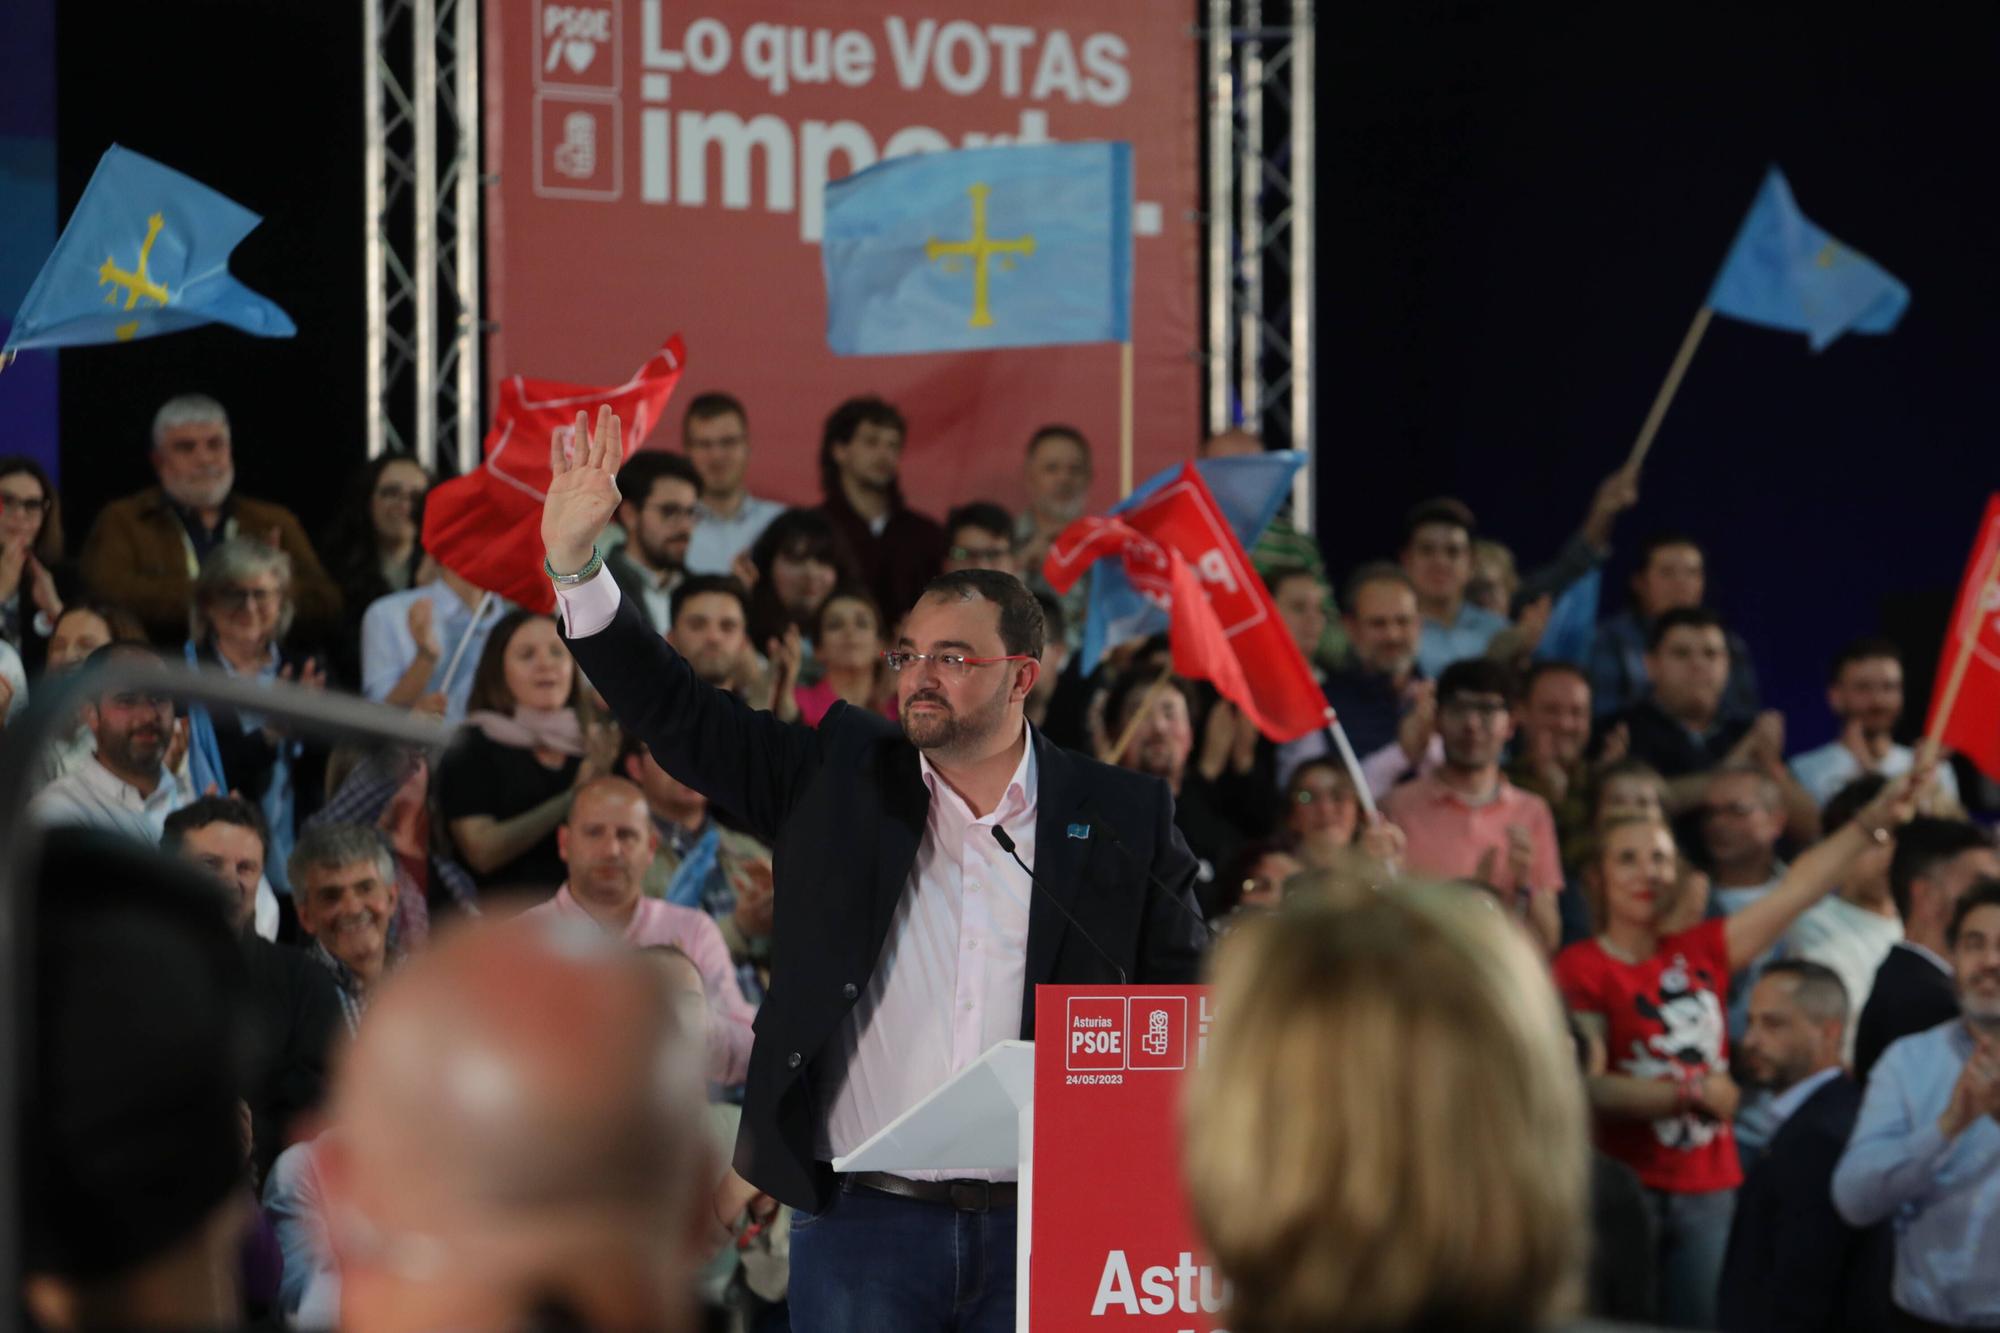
[543,408,1205,1332]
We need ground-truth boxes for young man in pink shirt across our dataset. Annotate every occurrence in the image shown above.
[1382,657,1562,952]
[528,776,758,1086]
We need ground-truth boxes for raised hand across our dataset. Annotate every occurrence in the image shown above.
[407,597,442,659]
[766,625,803,717]
[1583,464,1641,549]
[574,719,622,786]
[1398,679,1437,766]
[544,406,624,574]
[0,537,25,602]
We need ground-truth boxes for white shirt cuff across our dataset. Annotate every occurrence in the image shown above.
[554,570,622,638]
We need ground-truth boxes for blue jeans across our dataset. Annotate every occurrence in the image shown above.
[1643,1186,1736,1329]
[789,1182,1017,1333]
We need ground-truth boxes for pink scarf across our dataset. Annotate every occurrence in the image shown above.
[465,707,584,756]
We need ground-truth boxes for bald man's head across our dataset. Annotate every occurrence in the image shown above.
[560,777,660,925]
[324,922,711,1333]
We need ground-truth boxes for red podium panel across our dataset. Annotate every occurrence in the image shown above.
[1031,984,1222,1331]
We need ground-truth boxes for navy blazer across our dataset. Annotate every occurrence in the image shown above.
[1855,943,1957,1085]
[563,592,1206,1210]
[1716,1075,1888,1333]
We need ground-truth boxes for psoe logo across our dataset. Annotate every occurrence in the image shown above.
[1126,996,1188,1071]
[1066,996,1127,1072]
[537,1,619,91]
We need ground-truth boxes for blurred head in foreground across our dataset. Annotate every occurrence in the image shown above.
[22,830,250,1331]
[1183,881,1588,1333]
[321,920,713,1333]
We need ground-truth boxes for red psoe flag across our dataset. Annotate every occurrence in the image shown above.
[1926,492,2000,781]
[422,337,686,614]
[1045,464,1328,741]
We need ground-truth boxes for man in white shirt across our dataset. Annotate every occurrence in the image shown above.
[681,393,784,576]
[1790,637,1962,811]
[541,411,1204,1333]
[30,642,191,839]
[359,565,509,722]
[1780,774,1903,1060]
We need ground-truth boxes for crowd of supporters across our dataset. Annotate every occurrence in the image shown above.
[9,385,2000,1333]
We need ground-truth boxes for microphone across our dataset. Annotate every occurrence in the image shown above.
[989,825,1127,985]
[1082,800,1218,946]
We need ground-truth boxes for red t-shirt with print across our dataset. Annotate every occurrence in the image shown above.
[1552,917,1742,1194]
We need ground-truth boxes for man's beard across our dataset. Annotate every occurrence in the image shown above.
[1961,974,2000,1033]
[902,686,1007,754]
[104,727,164,775]
[689,649,735,687]
[1041,493,1087,523]
[164,466,234,511]
[1128,735,1182,779]
[638,533,686,574]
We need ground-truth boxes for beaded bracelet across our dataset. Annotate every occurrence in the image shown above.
[544,545,603,586]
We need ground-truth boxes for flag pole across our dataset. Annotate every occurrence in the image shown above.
[1925,542,2000,755]
[1625,304,1715,473]
[437,590,494,697]
[1325,715,1380,822]
[1119,340,1135,497]
[1106,663,1173,766]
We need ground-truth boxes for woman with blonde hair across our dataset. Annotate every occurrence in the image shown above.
[1552,767,1925,1328]
[1184,881,1590,1333]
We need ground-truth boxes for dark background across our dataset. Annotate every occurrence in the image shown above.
[44,1,2000,744]
[1313,2,2000,742]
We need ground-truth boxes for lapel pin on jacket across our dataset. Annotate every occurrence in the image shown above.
[1067,823,1091,840]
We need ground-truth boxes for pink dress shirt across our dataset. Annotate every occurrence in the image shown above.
[526,884,758,1085]
[1379,771,1563,899]
[556,570,1039,1181]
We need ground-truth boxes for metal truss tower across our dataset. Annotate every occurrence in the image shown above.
[1204,0,1316,532]
[364,0,482,475]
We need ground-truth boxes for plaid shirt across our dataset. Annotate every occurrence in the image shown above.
[308,940,368,1039]
[307,749,478,940]
[665,825,767,1006]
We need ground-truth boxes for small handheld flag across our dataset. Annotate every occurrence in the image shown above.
[1925,494,2000,782]
[821,142,1132,356]
[1706,166,1909,352]
[3,144,295,354]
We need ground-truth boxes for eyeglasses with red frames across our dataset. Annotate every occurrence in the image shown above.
[881,651,1035,678]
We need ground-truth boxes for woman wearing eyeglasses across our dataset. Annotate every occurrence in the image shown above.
[184,538,328,895]
[318,454,434,690]
[0,456,76,676]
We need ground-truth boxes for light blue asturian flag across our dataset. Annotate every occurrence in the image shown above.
[1078,451,1307,675]
[3,144,295,353]
[1706,166,1908,352]
[822,142,1132,356]
[1533,566,1601,667]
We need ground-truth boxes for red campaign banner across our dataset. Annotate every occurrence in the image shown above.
[424,336,686,613]
[1927,492,2000,781]
[1032,984,1223,1332]
[486,2,1199,517]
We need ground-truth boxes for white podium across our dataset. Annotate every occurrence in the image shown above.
[831,1040,1037,1332]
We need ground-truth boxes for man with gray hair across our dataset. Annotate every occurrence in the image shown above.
[80,392,340,644]
[290,822,401,1036]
